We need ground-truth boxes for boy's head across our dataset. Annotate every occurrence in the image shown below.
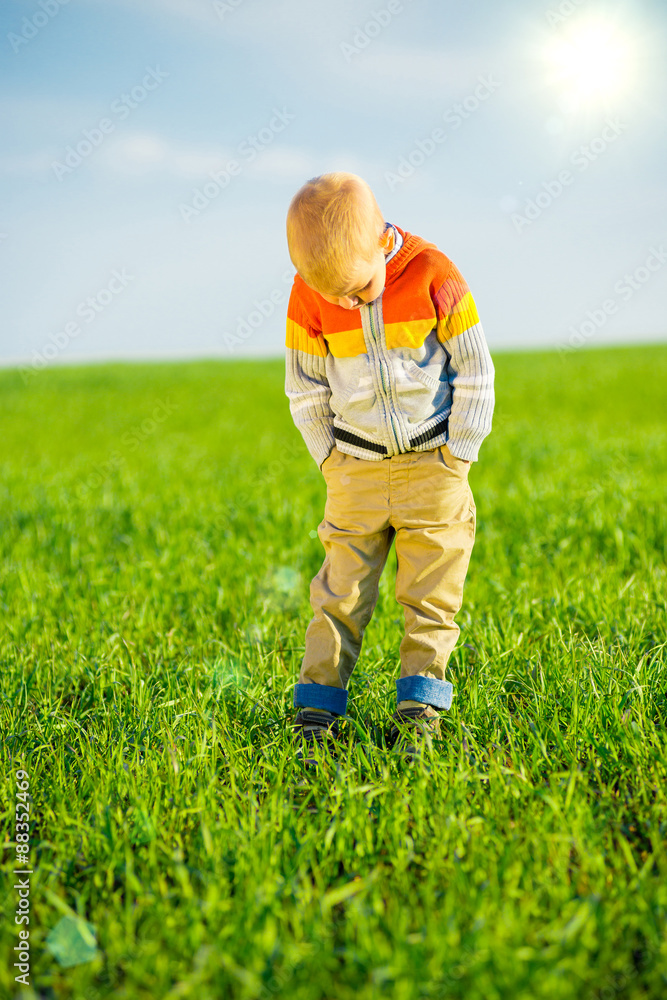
[286,172,393,310]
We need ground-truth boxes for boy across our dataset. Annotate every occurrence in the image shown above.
[284,172,494,761]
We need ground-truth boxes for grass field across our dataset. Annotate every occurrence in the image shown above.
[1,344,666,1000]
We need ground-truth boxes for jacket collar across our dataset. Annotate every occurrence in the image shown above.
[385,225,438,285]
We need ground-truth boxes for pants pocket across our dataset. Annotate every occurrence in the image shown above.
[322,446,344,476]
[438,443,469,477]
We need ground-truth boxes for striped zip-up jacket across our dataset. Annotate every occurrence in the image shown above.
[285,223,494,469]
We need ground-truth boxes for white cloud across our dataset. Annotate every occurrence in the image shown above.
[99,133,171,174]
[98,133,321,182]
[0,123,375,185]
[97,132,231,178]
[0,128,232,180]
[247,145,318,181]
[78,0,501,115]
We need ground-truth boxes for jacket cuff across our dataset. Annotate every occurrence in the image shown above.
[306,424,336,470]
[446,439,478,462]
[446,425,491,462]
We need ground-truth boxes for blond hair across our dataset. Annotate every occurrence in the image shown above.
[286,172,386,295]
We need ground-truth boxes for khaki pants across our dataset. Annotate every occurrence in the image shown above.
[293,444,476,716]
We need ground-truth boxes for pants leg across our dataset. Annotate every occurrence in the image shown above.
[295,447,393,714]
[392,445,476,711]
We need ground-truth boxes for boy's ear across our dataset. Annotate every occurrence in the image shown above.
[379,227,395,254]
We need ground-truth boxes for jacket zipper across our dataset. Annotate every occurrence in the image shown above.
[368,301,400,452]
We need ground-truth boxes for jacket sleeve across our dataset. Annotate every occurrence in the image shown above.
[433,262,495,462]
[285,285,336,470]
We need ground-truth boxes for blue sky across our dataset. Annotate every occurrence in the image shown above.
[1,0,666,368]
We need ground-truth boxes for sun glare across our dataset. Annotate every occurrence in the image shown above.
[546,19,635,108]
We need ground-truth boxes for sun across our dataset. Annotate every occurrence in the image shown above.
[545,18,635,109]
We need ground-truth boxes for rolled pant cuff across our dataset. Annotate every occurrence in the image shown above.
[396,675,453,711]
[294,682,348,715]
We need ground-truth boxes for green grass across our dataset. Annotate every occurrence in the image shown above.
[1,344,666,999]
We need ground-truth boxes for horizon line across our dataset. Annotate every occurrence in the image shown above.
[1,336,666,373]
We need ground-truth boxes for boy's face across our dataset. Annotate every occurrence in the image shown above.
[304,231,393,310]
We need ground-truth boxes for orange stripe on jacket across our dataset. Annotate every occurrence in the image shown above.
[285,228,480,358]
